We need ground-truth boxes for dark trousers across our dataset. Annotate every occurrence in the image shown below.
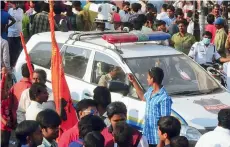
[149,144,157,147]
[8,37,22,67]
[1,130,11,147]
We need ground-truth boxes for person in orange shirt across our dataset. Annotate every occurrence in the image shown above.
[9,63,34,125]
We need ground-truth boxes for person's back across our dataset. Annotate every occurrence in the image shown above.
[84,131,105,147]
[170,136,189,147]
[195,109,230,147]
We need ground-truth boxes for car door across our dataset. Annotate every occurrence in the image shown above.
[61,44,93,105]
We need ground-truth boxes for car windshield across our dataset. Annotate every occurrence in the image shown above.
[125,54,222,96]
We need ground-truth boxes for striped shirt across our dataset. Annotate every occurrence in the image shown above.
[31,11,50,35]
[143,86,172,145]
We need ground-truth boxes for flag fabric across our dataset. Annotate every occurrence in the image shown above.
[49,0,78,136]
[20,32,34,80]
[1,68,7,100]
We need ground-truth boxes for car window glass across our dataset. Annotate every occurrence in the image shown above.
[63,46,91,79]
[29,42,63,69]
[91,52,126,87]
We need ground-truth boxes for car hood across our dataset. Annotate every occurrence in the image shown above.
[172,91,230,130]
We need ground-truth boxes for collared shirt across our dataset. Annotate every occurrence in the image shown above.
[157,12,168,20]
[8,8,23,37]
[119,10,130,22]
[171,32,196,55]
[1,37,10,70]
[26,101,44,120]
[195,126,230,147]
[188,42,221,65]
[161,16,176,28]
[31,11,50,35]
[25,8,36,17]
[205,24,216,43]
[17,88,55,124]
[58,122,79,147]
[214,28,227,57]
[98,74,112,87]
[38,137,58,147]
[101,112,111,127]
[143,86,172,145]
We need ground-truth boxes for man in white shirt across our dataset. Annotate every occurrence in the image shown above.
[17,69,55,124]
[157,4,168,20]
[119,1,130,23]
[1,37,10,72]
[195,109,230,147]
[7,2,23,67]
[26,83,49,121]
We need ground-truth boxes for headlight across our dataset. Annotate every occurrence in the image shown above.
[180,125,202,141]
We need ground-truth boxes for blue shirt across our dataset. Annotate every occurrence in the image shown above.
[69,139,83,147]
[143,86,172,145]
[161,16,176,28]
[1,10,10,40]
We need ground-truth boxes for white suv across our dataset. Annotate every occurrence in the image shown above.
[15,31,230,144]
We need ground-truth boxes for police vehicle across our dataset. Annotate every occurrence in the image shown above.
[14,31,230,145]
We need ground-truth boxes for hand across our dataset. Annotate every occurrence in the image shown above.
[128,73,135,83]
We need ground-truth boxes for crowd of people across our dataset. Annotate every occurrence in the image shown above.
[1,0,230,147]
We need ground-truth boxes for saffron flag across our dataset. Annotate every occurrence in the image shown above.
[48,0,77,135]
[20,33,34,80]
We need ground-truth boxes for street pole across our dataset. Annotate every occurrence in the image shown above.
[199,0,205,40]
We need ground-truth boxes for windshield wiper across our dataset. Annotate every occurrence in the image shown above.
[169,90,204,96]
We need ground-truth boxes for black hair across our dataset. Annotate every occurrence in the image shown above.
[34,1,42,13]
[34,69,47,82]
[36,109,61,129]
[21,63,34,78]
[148,67,164,85]
[122,1,130,8]
[1,1,5,9]
[157,116,181,139]
[29,83,47,101]
[93,86,111,109]
[146,13,154,22]
[187,10,193,18]
[177,19,188,26]
[78,115,106,138]
[76,99,98,118]
[15,120,40,145]
[131,3,141,13]
[133,14,147,30]
[175,9,184,18]
[72,1,82,7]
[41,2,49,12]
[167,5,175,12]
[113,121,133,147]
[162,4,168,11]
[106,102,127,119]
[170,136,189,147]
[203,31,212,39]
[207,14,215,24]
[218,109,230,130]
[84,131,105,147]
[146,3,155,11]
[155,20,166,27]
[213,4,220,9]
[54,4,62,15]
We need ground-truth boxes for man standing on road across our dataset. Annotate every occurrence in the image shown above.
[128,67,172,147]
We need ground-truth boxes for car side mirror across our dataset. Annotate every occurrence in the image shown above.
[108,81,129,96]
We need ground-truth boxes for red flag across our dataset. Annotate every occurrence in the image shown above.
[20,32,34,80]
[1,68,7,100]
[48,0,77,135]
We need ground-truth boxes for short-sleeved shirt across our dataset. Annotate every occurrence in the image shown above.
[188,42,221,65]
[143,86,172,145]
[214,28,227,57]
[171,32,196,55]
[205,24,216,43]
[1,10,10,39]
[161,16,176,28]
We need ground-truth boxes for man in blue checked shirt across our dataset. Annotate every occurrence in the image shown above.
[128,67,172,147]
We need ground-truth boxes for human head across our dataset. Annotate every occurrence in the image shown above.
[177,19,188,33]
[156,20,167,32]
[161,3,168,12]
[21,63,34,78]
[175,10,184,22]
[207,14,215,25]
[76,99,98,119]
[72,1,82,11]
[133,14,147,30]
[29,1,36,8]
[186,10,193,22]
[157,116,181,141]
[29,83,48,103]
[112,121,132,147]
[41,1,49,12]
[166,5,175,18]
[1,1,5,9]
[54,3,62,15]
[212,4,220,17]
[107,102,127,129]
[93,86,111,114]
[122,1,130,12]
[170,136,189,147]
[202,31,212,45]
[214,17,224,30]
[34,1,42,13]
[146,3,155,13]
[147,67,164,86]
[15,120,43,147]
[131,3,141,13]
[145,13,154,28]
[218,109,230,130]
[95,22,106,31]
[36,109,61,141]
[84,131,105,147]
[33,69,47,84]
[109,66,122,78]
[78,115,106,139]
